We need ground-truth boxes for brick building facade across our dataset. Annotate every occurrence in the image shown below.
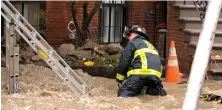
[46,1,166,45]
[45,1,191,74]
[46,1,99,43]
[167,4,191,74]
[0,1,203,75]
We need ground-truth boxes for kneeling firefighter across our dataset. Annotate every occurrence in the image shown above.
[116,25,167,97]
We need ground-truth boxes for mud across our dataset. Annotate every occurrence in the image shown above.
[2,64,222,110]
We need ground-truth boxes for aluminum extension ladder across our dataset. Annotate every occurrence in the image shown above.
[1,0,87,94]
[4,20,20,94]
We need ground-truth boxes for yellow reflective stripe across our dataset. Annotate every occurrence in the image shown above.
[127,69,162,78]
[140,50,147,69]
[132,48,158,63]
[132,49,139,62]
[142,48,158,55]
[143,40,154,50]
[131,40,158,63]
[116,73,125,81]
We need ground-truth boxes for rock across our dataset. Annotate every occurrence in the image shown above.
[25,46,36,56]
[81,39,99,50]
[58,44,75,57]
[94,46,107,56]
[31,55,42,61]
[106,43,122,55]
[20,56,28,63]
[99,45,108,52]
[72,49,92,59]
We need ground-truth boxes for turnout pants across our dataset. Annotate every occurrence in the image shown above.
[118,75,167,97]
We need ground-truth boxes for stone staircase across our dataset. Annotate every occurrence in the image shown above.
[169,1,222,74]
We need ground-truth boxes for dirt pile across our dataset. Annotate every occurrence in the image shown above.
[2,64,222,110]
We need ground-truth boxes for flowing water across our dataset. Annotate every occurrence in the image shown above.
[2,64,222,110]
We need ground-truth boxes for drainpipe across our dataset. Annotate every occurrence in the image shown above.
[182,0,222,110]
[157,28,167,58]
[157,28,167,77]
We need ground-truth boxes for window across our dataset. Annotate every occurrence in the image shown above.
[1,1,46,38]
[10,1,44,31]
[100,0,128,43]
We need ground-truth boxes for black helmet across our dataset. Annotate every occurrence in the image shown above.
[123,25,149,40]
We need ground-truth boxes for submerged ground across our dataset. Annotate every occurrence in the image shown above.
[2,64,222,110]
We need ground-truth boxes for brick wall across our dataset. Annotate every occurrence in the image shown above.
[46,1,98,44]
[167,4,192,74]
[46,1,166,45]
[46,1,191,74]
[128,1,166,47]
[46,1,71,43]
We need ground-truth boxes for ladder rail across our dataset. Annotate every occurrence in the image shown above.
[1,0,87,94]
[2,1,87,94]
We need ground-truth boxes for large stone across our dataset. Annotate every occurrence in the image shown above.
[81,39,99,50]
[94,46,107,56]
[106,43,122,55]
[26,46,36,56]
[72,49,92,59]
[20,56,28,63]
[58,44,75,57]
[20,46,36,57]
[31,55,42,61]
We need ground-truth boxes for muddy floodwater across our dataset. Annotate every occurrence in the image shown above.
[2,64,222,110]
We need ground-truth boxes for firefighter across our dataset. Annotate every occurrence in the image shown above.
[116,25,167,97]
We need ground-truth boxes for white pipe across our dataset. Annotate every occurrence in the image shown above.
[182,0,222,110]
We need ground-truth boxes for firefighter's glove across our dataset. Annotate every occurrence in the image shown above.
[117,82,123,88]
[116,78,123,84]
[116,78,124,88]
[201,94,222,102]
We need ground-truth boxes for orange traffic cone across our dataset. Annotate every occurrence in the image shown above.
[165,41,183,83]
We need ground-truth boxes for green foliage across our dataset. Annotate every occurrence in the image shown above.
[39,9,46,37]
[93,54,120,67]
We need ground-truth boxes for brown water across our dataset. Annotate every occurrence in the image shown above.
[2,64,222,110]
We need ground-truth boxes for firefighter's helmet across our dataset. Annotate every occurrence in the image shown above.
[123,25,149,40]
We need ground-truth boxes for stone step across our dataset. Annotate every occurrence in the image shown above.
[183,29,222,43]
[168,1,176,5]
[170,1,206,6]
[186,36,222,44]
[208,69,222,74]
[189,44,222,74]
[208,59,222,74]
[177,17,222,30]
[174,1,197,5]
[188,50,222,74]
[188,42,222,56]
[173,4,222,18]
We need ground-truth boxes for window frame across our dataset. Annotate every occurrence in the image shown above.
[99,1,129,44]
